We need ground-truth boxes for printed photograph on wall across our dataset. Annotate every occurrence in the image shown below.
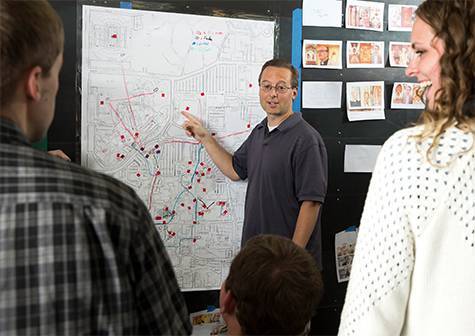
[346,81,385,121]
[303,39,343,69]
[391,82,425,109]
[346,0,384,32]
[347,41,384,68]
[388,4,417,31]
[389,42,412,67]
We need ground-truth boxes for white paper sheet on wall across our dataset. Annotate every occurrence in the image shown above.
[344,144,382,173]
[303,0,343,27]
[302,81,342,109]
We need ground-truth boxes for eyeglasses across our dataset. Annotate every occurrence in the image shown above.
[259,82,293,94]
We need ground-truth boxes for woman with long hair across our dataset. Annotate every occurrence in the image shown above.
[338,0,475,335]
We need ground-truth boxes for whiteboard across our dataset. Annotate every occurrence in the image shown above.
[81,5,274,290]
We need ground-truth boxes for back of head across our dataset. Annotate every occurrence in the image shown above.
[225,235,323,335]
[415,0,475,130]
[0,0,64,109]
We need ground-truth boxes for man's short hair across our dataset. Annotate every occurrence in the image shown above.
[225,235,323,335]
[0,0,64,108]
[258,59,299,89]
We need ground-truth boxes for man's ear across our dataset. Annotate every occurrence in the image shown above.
[24,66,43,101]
[292,87,298,101]
[221,289,237,314]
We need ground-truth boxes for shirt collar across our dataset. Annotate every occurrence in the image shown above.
[0,117,31,147]
[257,112,301,132]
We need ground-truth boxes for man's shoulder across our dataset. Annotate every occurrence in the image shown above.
[0,144,140,210]
[293,116,324,142]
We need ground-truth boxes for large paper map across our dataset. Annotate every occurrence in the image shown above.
[81,5,274,290]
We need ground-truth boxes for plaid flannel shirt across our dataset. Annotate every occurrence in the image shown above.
[0,117,192,335]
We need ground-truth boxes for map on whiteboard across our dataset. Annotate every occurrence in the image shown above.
[81,5,274,290]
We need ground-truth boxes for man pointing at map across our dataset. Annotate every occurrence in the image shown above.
[182,59,327,267]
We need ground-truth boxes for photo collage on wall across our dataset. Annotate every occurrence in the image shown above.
[302,0,423,122]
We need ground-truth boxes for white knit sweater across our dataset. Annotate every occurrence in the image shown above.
[338,125,475,336]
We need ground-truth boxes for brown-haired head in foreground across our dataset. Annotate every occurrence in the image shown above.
[258,59,299,89]
[414,0,475,149]
[225,234,323,335]
[0,0,64,109]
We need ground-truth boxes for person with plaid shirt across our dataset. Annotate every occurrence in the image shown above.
[0,1,191,334]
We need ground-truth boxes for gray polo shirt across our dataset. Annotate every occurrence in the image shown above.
[232,113,328,268]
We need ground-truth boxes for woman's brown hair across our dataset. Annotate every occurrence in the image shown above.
[414,0,475,164]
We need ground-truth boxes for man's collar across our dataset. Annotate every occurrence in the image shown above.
[0,117,31,147]
[257,113,301,132]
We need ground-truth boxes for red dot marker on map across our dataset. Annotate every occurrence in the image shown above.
[185,106,190,111]
[111,34,118,39]
[155,216,162,220]
[136,172,141,177]
[155,170,160,176]
[100,101,104,105]
[161,93,165,97]
[134,132,139,137]
[249,83,253,88]
[120,135,125,140]
[200,92,205,96]
[192,238,197,243]
[247,123,251,128]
